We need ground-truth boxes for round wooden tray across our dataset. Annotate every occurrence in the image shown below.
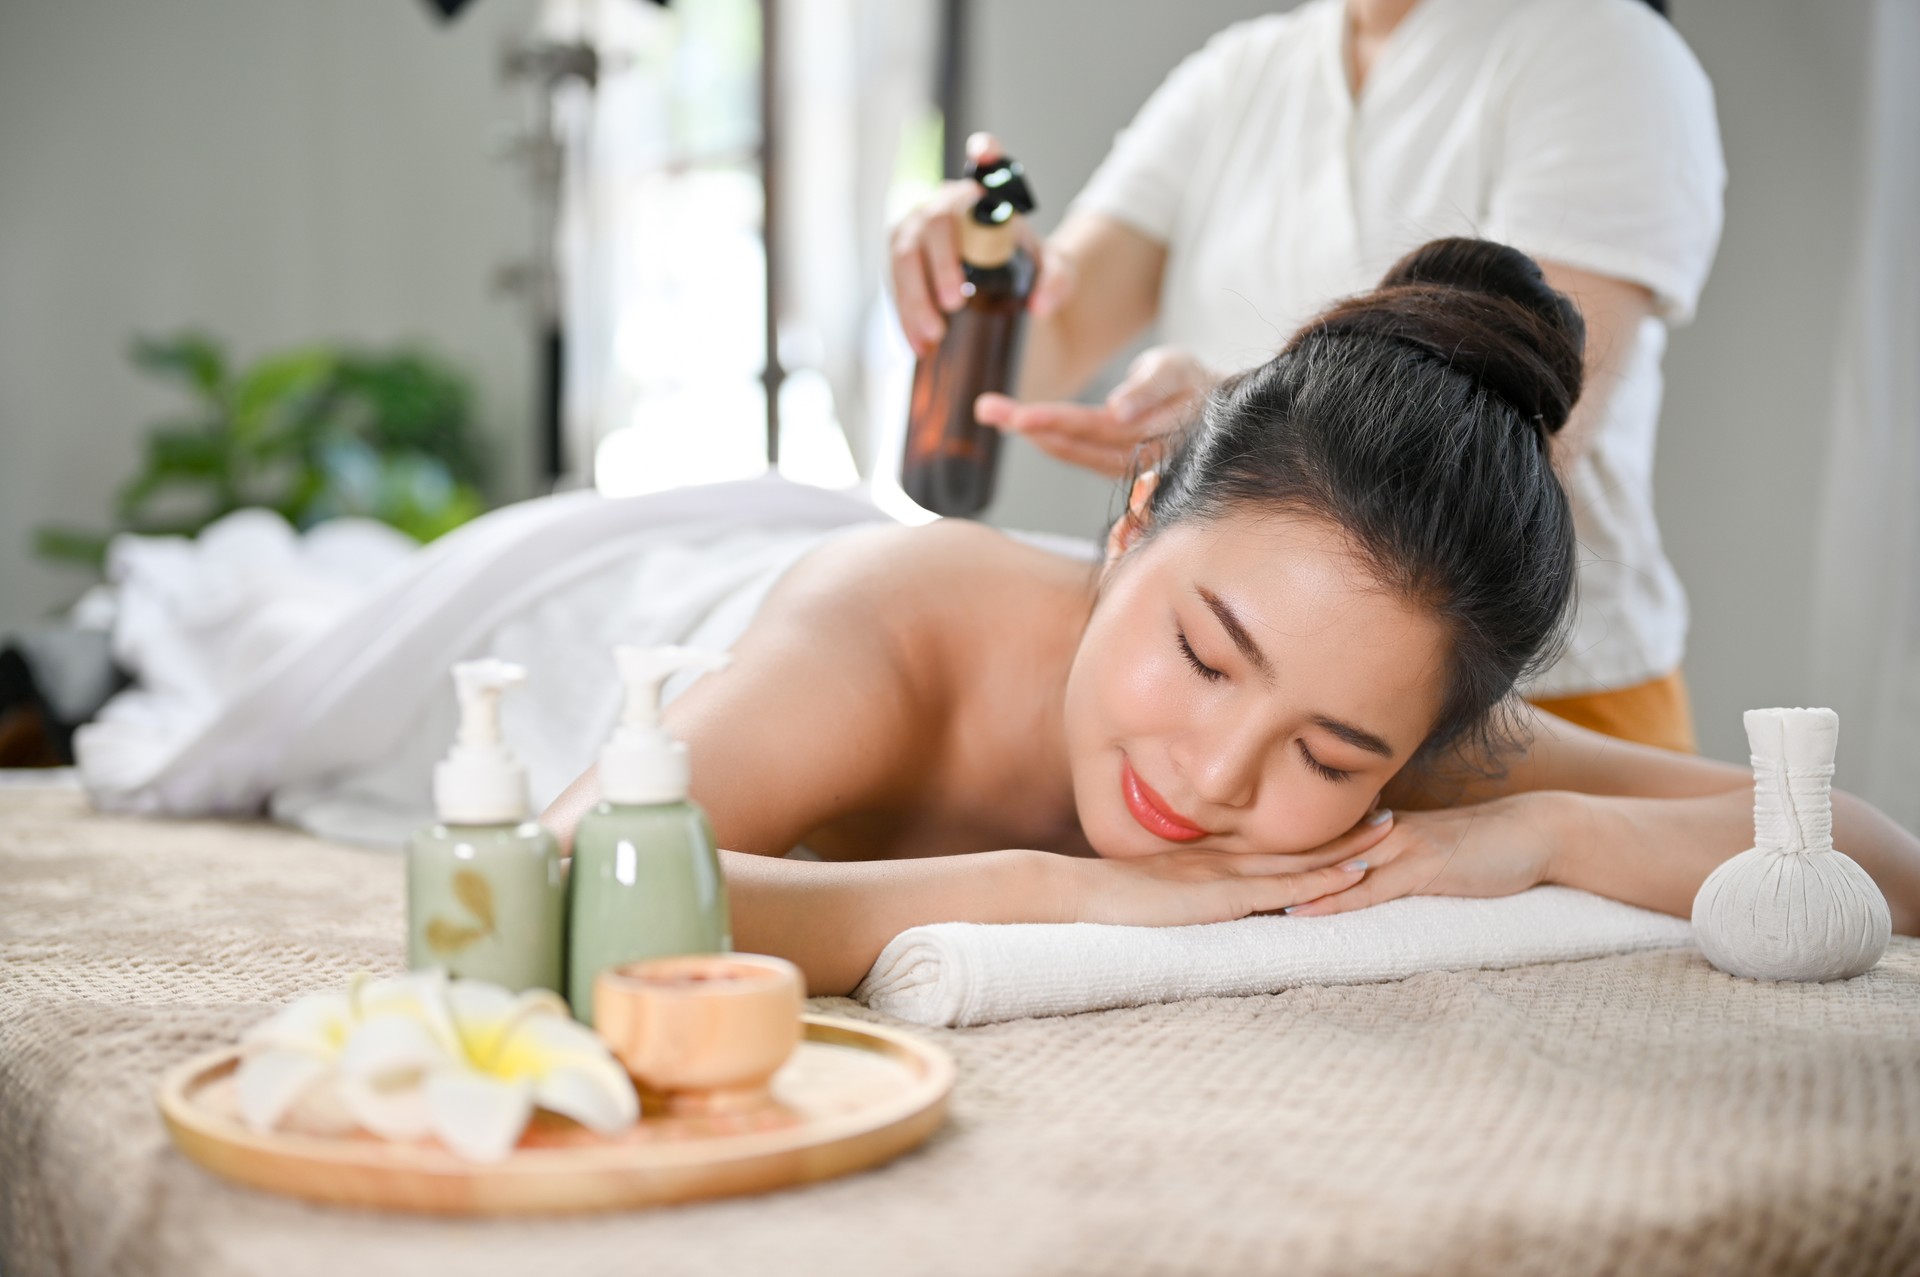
[157,1014,953,1215]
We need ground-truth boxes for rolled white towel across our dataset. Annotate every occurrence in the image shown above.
[854,887,1694,1027]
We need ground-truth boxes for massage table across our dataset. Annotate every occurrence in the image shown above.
[3,780,1918,1276]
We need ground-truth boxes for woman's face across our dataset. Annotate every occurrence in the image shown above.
[1065,502,1450,858]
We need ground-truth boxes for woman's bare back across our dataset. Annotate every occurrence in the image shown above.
[659,519,1100,862]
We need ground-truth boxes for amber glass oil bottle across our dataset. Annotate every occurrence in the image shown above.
[900,155,1038,518]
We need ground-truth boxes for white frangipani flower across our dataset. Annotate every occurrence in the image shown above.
[235,975,376,1136]
[233,971,638,1162]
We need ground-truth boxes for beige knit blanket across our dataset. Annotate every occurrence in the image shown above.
[3,783,1919,1277]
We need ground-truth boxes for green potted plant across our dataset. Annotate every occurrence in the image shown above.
[36,332,492,570]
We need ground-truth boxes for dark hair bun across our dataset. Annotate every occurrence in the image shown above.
[1144,234,1583,764]
[1307,238,1586,437]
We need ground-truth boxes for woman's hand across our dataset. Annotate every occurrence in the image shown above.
[1279,794,1564,917]
[975,345,1219,478]
[1055,811,1397,927]
[889,132,1077,356]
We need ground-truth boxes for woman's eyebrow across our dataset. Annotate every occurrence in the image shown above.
[1196,586,1272,677]
[1196,585,1397,760]
[1310,715,1396,760]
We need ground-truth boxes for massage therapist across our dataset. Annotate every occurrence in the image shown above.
[890,0,1723,753]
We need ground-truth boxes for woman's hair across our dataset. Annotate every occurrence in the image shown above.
[1134,237,1584,765]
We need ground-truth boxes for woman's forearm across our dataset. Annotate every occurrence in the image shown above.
[722,849,1064,996]
[541,765,601,853]
[1549,789,1920,934]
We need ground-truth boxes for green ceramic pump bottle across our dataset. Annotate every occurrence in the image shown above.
[406,659,565,994]
[566,645,733,1025]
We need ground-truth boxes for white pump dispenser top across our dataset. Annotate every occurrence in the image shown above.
[599,645,730,806]
[433,659,532,824]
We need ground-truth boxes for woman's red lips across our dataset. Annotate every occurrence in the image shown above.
[1121,758,1208,842]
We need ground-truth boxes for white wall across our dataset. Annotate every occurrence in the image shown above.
[1658,0,1871,761]
[0,0,539,636]
[965,0,1876,765]
[0,0,1880,768]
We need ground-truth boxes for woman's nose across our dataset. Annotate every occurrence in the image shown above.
[1177,723,1268,811]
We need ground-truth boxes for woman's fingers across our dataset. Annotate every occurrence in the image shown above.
[1252,809,1397,874]
[1207,814,1394,878]
[1279,855,1433,918]
[1322,807,1397,868]
[1232,863,1369,916]
[1278,800,1561,918]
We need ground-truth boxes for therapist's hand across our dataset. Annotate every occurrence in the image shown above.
[889,132,1077,356]
[976,344,1219,477]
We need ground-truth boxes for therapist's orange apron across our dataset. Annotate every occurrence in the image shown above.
[1528,670,1699,755]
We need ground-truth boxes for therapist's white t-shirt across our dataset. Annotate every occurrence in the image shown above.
[1071,0,1725,697]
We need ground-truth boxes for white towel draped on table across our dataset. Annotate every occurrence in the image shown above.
[77,478,888,847]
[854,887,1696,1026]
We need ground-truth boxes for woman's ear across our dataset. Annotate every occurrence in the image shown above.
[1103,469,1160,560]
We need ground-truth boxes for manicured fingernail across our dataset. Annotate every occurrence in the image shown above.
[1341,859,1368,873]
[1283,905,1302,915]
[1367,807,1392,826]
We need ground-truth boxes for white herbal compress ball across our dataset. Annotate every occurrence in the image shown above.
[1691,707,1891,981]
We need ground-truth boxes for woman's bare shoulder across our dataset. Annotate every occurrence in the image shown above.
[768,519,1079,634]
[779,518,1049,582]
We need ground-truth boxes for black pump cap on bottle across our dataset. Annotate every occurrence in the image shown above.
[964,155,1037,227]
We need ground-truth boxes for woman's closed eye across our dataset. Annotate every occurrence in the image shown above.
[1297,740,1353,783]
[1176,618,1355,783]
[1176,629,1225,682]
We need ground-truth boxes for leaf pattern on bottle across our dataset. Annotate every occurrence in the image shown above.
[425,869,497,956]
[425,918,485,955]
[453,870,496,931]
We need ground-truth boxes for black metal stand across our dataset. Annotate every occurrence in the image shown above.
[938,0,970,181]
[759,0,784,469]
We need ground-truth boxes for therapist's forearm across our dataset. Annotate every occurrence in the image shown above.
[1017,311,1102,402]
[1016,214,1167,402]
[1017,282,1144,402]
[723,848,1061,996]
[1537,261,1654,467]
[1549,788,1920,935]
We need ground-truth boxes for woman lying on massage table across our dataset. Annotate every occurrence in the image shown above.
[545,238,1920,995]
